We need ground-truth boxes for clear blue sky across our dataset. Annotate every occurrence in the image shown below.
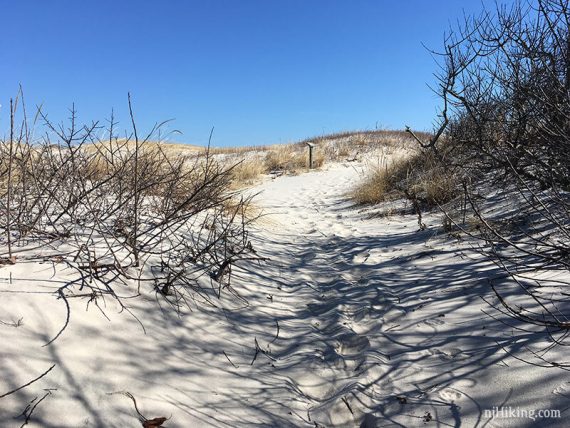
[0,0,497,147]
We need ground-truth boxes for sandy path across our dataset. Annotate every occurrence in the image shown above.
[0,161,568,427]
[244,163,569,427]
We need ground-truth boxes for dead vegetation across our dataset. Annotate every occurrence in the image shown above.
[0,92,262,331]
[217,129,420,187]
[352,0,570,367]
[351,144,459,208]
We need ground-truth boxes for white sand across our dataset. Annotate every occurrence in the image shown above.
[1,160,568,427]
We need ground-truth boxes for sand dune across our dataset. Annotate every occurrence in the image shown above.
[0,158,567,427]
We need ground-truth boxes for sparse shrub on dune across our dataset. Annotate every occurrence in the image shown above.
[0,93,262,326]
[398,0,570,367]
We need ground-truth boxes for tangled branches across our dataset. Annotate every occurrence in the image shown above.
[0,92,261,324]
[417,0,570,365]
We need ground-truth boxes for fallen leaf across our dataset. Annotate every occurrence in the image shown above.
[143,417,168,428]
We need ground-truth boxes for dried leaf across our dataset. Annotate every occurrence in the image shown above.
[142,417,168,428]
[0,256,16,266]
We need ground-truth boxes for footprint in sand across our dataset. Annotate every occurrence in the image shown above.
[307,302,337,317]
[338,303,369,323]
[334,332,370,356]
[381,307,407,323]
[363,363,389,387]
[439,387,463,402]
[352,252,370,264]
[299,355,349,400]
[320,289,341,300]
[324,345,366,371]
[370,296,389,312]
[356,276,368,285]
[296,370,338,400]
[301,251,317,262]
[423,318,445,327]
[360,413,382,428]
[429,348,467,361]
[310,346,348,370]
[553,382,570,396]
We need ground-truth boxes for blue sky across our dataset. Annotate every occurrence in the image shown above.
[1,1,496,147]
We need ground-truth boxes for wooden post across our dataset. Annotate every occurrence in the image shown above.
[306,143,315,169]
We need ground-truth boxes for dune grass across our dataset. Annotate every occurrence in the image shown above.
[220,129,419,187]
[352,148,459,208]
[84,129,422,190]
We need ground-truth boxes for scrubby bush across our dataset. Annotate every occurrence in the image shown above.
[414,0,570,365]
[352,2,570,362]
[0,94,260,324]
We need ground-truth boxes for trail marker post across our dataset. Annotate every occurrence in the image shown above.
[306,142,315,169]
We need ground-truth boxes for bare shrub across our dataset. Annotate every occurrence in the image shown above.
[0,92,261,338]
[416,0,570,365]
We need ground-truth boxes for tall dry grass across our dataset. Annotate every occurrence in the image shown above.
[352,148,459,207]
[81,129,423,190]
[216,129,420,187]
